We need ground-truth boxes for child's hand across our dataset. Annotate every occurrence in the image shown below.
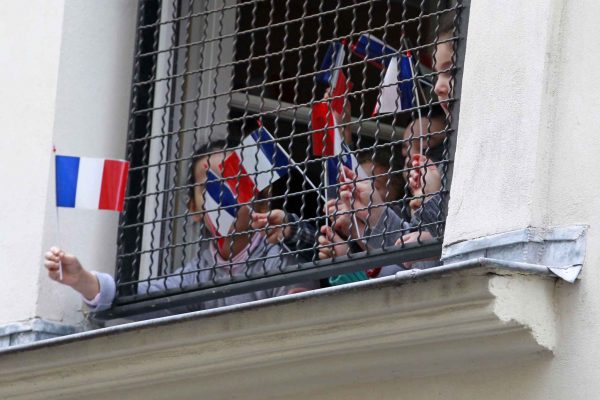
[44,247,83,286]
[44,247,100,300]
[251,210,291,244]
[338,166,384,227]
[324,198,352,237]
[408,155,442,211]
[394,231,435,269]
[318,226,350,260]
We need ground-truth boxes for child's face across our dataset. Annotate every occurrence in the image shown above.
[360,161,400,202]
[434,42,454,116]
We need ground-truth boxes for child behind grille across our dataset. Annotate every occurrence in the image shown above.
[318,112,446,282]
[43,143,317,316]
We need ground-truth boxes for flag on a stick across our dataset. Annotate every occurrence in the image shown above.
[351,34,397,69]
[204,169,238,237]
[317,41,352,114]
[373,54,415,115]
[311,104,367,185]
[223,126,292,201]
[317,42,346,86]
[55,155,129,212]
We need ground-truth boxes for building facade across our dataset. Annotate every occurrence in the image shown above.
[1,0,599,399]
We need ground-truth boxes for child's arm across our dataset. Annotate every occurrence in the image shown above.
[44,247,116,311]
[394,231,437,269]
[252,210,317,252]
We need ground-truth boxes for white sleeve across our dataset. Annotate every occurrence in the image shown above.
[82,271,116,312]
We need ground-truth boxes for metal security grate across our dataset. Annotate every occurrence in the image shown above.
[105,0,469,318]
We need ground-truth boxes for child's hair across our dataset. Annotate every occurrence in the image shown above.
[437,11,457,42]
[413,104,447,163]
[356,144,405,200]
[187,140,227,205]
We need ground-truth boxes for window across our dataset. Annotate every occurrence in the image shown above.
[107,0,467,318]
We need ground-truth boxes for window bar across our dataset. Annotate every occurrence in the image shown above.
[107,0,466,319]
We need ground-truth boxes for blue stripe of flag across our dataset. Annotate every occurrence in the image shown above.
[317,42,344,85]
[55,155,80,208]
[340,143,353,170]
[252,127,290,178]
[353,34,397,67]
[205,170,238,217]
[327,157,339,187]
[399,55,414,110]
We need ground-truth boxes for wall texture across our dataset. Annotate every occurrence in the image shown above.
[0,0,136,326]
[0,1,67,325]
[444,0,564,245]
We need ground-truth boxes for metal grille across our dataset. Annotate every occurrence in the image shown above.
[106,0,468,318]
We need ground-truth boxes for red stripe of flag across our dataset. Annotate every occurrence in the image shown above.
[98,159,129,212]
[330,70,352,115]
[311,102,336,156]
[221,152,256,203]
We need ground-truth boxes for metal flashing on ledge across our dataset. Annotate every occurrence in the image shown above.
[394,257,582,284]
[442,225,587,283]
[0,318,79,348]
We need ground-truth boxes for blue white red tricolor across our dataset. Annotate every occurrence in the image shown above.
[204,169,238,237]
[220,126,291,203]
[317,42,346,86]
[311,104,366,186]
[317,42,352,114]
[55,155,129,212]
[351,34,397,69]
[373,54,415,114]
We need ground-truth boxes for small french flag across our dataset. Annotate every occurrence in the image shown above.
[317,41,351,115]
[55,155,129,212]
[311,101,337,157]
[204,170,238,237]
[317,42,346,86]
[311,104,367,185]
[373,55,414,115]
[231,127,291,193]
[327,139,368,187]
[220,151,256,204]
[351,34,397,69]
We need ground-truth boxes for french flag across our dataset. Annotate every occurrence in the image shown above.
[55,155,129,212]
[311,104,366,186]
[220,151,256,204]
[204,170,238,237]
[311,101,337,157]
[351,34,397,69]
[317,42,352,114]
[330,142,367,187]
[223,127,291,200]
[317,42,345,86]
[373,54,414,115]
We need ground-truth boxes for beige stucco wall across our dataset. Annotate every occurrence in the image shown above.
[0,0,136,326]
[0,1,67,326]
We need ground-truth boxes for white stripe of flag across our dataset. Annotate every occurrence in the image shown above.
[236,136,274,191]
[74,157,105,209]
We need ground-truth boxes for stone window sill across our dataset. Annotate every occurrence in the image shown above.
[0,268,559,400]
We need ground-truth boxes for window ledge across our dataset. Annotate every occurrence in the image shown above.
[0,270,557,400]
